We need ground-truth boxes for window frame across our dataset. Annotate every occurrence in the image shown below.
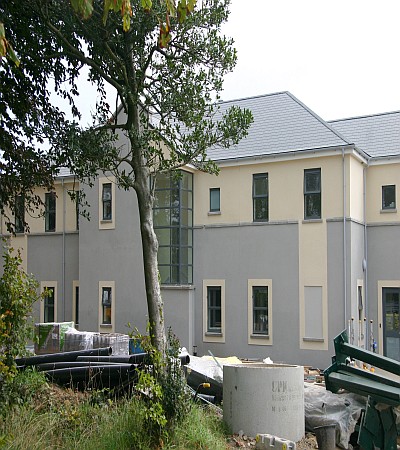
[304,168,321,220]
[153,171,193,285]
[207,286,222,333]
[40,281,57,323]
[203,280,225,343]
[73,281,79,326]
[15,194,25,234]
[98,281,115,331]
[252,286,269,336]
[45,191,56,232]
[252,173,269,222]
[382,185,396,210]
[102,183,112,221]
[248,279,272,345]
[98,177,116,229]
[209,188,221,213]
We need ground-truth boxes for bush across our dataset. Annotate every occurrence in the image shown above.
[0,242,40,405]
[134,327,191,446]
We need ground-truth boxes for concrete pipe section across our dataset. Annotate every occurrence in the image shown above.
[223,364,304,442]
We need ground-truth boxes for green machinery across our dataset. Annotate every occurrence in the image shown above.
[324,330,400,450]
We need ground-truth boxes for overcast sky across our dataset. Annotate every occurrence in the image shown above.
[75,0,400,125]
[221,0,400,121]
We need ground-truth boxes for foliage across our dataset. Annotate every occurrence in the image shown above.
[1,0,253,354]
[0,369,47,412]
[134,327,190,445]
[0,380,229,450]
[0,242,40,404]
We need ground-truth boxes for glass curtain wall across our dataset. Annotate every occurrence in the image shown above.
[153,171,193,284]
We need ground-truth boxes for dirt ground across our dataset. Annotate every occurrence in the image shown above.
[226,431,318,449]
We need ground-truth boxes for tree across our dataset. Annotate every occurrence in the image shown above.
[1,0,252,355]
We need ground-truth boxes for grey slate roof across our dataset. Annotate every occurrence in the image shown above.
[329,111,400,158]
[207,92,351,161]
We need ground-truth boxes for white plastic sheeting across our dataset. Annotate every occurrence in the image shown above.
[304,383,366,449]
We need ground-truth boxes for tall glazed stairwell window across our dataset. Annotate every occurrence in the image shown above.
[153,171,193,284]
[304,168,321,220]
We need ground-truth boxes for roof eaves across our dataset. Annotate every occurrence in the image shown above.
[212,144,357,164]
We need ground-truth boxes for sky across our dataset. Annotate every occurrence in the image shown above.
[75,0,400,125]
[221,0,400,121]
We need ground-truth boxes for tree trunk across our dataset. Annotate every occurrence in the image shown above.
[134,164,167,357]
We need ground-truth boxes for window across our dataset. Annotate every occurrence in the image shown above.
[304,168,321,220]
[15,195,25,233]
[101,287,112,325]
[252,286,268,335]
[203,280,225,342]
[154,171,193,284]
[248,279,272,345]
[45,192,56,232]
[75,191,80,230]
[209,188,220,212]
[207,286,221,333]
[75,285,80,325]
[44,287,55,323]
[253,173,268,221]
[382,185,396,210]
[102,183,112,220]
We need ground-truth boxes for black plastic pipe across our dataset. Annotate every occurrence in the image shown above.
[77,353,190,365]
[16,347,112,367]
[44,364,138,388]
[34,361,132,371]
[76,354,147,364]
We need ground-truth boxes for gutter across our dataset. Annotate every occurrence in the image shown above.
[62,179,66,322]
[342,147,347,329]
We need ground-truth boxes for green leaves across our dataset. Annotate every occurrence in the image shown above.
[103,0,133,32]
[0,22,20,67]
[70,0,94,19]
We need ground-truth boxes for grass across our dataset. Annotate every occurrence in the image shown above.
[0,371,230,450]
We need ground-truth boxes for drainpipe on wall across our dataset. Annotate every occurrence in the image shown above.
[62,178,66,322]
[363,164,368,347]
[342,148,347,330]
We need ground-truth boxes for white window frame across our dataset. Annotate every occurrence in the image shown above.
[203,279,225,343]
[98,176,116,229]
[40,281,58,323]
[98,281,115,332]
[248,279,273,345]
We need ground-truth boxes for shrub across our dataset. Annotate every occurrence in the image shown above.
[0,242,41,405]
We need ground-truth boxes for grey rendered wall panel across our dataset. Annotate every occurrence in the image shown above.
[193,223,304,364]
[367,224,400,340]
[78,179,149,334]
[27,233,79,322]
[162,288,193,350]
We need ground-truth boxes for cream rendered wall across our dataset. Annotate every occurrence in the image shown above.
[366,162,400,223]
[299,221,328,350]
[194,155,345,226]
[64,181,79,232]
[348,157,365,222]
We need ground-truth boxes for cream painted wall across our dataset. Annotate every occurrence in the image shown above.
[4,179,80,235]
[194,154,346,226]
[348,157,365,222]
[298,221,328,350]
[366,162,400,223]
